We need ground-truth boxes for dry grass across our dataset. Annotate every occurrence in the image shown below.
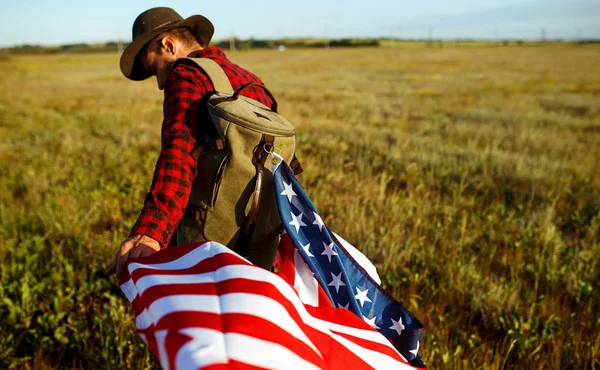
[1,43,599,369]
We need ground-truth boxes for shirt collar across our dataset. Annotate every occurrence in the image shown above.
[189,46,227,59]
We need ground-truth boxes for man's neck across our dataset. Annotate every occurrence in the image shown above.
[181,45,204,58]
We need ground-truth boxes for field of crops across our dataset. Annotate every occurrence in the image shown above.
[1,43,599,369]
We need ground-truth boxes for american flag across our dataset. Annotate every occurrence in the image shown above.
[119,154,426,369]
[271,153,425,368]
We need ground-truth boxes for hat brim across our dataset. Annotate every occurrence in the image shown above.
[120,14,214,81]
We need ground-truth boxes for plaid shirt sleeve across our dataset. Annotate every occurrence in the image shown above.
[129,62,207,247]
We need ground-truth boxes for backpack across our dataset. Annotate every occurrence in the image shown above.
[174,57,302,270]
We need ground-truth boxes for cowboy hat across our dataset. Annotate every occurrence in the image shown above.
[120,7,214,80]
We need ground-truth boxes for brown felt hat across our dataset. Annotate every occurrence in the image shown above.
[120,7,214,80]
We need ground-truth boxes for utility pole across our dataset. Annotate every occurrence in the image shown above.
[230,34,236,51]
[427,27,433,47]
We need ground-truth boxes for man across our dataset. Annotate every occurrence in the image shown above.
[105,7,274,279]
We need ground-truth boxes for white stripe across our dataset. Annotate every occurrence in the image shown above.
[293,249,319,307]
[329,331,412,369]
[135,262,292,296]
[156,329,170,370]
[270,151,284,173]
[126,241,240,277]
[146,292,321,357]
[178,329,322,370]
[135,308,153,330]
[120,278,137,303]
[315,318,396,347]
[135,269,217,296]
[175,328,227,370]
[333,232,381,285]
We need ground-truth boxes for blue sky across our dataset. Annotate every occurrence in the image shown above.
[1,0,599,47]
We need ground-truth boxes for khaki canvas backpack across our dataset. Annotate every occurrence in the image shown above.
[175,58,302,270]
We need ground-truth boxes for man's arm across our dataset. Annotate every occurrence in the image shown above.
[106,62,208,279]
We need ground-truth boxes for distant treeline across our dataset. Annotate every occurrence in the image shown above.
[1,42,124,55]
[212,38,379,50]
[2,38,599,55]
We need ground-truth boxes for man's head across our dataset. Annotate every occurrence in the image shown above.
[119,7,213,83]
[140,27,203,90]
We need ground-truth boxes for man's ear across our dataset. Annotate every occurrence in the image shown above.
[161,36,177,55]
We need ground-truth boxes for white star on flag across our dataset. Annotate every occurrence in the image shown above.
[389,317,405,335]
[354,287,372,307]
[363,316,380,329]
[327,272,346,293]
[321,242,338,263]
[280,181,297,202]
[409,341,419,357]
[289,211,307,233]
[301,242,314,257]
[337,302,349,309]
[312,212,324,231]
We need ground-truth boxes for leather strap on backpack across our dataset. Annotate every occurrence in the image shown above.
[189,138,227,162]
[290,153,303,176]
[183,138,227,222]
[236,134,275,255]
[184,207,207,222]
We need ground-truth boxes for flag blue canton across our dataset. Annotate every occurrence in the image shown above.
[272,157,426,368]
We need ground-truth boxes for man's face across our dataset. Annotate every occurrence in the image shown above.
[141,45,176,90]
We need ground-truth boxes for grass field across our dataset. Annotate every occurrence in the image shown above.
[0,43,599,369]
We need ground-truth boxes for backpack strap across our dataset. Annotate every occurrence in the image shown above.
[235,134,275,255]
[189,138,227,161]
[180,57,234,95]
[181,58,233,162]
[290,153,303,176]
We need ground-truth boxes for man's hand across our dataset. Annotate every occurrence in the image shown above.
[105,234,162,280]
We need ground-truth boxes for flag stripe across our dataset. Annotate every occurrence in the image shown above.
[121,242,243,284]
[177,329,324,370]
[143,292,321,356]
[294,249,320,307]
[159,312,326,366]
[328,331,415,370]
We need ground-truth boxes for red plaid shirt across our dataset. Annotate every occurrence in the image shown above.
[130,46,274,247]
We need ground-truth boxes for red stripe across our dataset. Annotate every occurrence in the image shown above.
[275,234,332,309]
[331,330,406,362]
[306,305,407,362]
[164,330,196,370]
[275,234,297,287]
[157,312,325,368]
[140,277,329,343]
[117,241,210,285]
[202,360,270,370]
[129,295,146,319]
[129,251,248,282]
[296,325,375,370]
[137,331,160,364]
